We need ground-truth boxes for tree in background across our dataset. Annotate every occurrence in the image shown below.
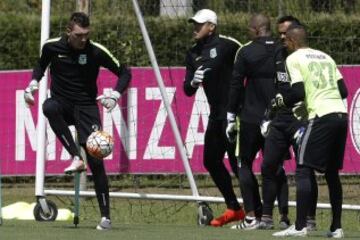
[342,0,355,14]
[311,0,333,13]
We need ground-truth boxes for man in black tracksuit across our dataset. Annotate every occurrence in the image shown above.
[184,9,245,227]
[260,16,317,230]
[226,14,288,230]
[24,12,131,230]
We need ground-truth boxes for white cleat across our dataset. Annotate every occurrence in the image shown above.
[96,217,112,230]
[272,225,307,237]
[64,156,86,174]
[230,217,259,230]
[327,228,344,238]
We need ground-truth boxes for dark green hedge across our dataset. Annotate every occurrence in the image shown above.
[0,13,359,70]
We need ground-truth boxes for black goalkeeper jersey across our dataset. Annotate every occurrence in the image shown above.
[32,36,131,105]
[183,34,242,120]
[228,36,280,125]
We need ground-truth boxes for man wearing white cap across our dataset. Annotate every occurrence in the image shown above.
[183,9,245,227]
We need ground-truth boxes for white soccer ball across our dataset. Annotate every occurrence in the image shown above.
[86,130,114,159]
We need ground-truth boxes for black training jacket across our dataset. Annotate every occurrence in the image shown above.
[228,36,281,124]
[184,34,241,120]
[32,36,131,105]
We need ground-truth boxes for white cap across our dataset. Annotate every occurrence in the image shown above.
[188,9,217,25]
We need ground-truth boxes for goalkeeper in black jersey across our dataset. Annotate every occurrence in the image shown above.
[184,9,245,227]
[226,14,288,230]
[260,16,317,231]
[24,12,131,230]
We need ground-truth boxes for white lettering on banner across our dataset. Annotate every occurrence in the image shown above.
[16,91,37,161]
[350,88,360,154]
[143,87,176,159]
[16,88,138,162]
[102,88,138,160]
[16,90,73,161]
[184,87,209,158]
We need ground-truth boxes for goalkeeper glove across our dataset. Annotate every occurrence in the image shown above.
[292,101,308,120]
[260,120,271,137]
[191,65,211,88]
[96,90,121,112]
[24,79,39,107]
[226,112,237,143]
[271,93,285,109]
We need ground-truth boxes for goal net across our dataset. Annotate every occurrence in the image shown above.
[0,0,360,228]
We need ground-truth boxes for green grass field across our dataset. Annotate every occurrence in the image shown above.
[1,175,359,239]
[1,220,360,240]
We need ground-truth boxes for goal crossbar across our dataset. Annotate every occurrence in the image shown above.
[44,189,360,211]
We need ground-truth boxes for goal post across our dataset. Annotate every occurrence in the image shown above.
[34,0,50,199]
[130,0,199,198]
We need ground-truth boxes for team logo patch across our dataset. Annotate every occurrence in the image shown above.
[78,54,87,65]
[277,72,289,83]
[92,124,100,131]
[210,48,217,58]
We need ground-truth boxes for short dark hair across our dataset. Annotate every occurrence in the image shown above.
[286,24,308,46]
[287,23,307,34]
[67,12,90,29]
[277,15,301,25]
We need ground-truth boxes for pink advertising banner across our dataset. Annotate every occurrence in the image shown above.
[0,67,359,176]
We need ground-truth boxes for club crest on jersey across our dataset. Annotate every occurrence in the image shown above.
[210,48,217,58]
[92,124,100,131]
[78,54,87,65]
[277,72,289,83]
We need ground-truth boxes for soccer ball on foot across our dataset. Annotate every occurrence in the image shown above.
[86,130,114,159]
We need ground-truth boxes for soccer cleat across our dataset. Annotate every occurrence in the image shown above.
[96,217,112,230]
[306,218,317,231]
[279,218,291,230]
[210,209,245,227]
[327,228,344,238]
[272,225,307,237]
[64,156,86,174]
[258,217,274,230]
[230,216,260,230]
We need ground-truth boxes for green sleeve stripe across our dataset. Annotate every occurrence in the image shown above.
[234,41,252,63]
[40,38,61,57]
[44,37,61,44]
[219,34,242,47]
[90,41,120,67]
[242,41,252,47]
[234,48,241,63]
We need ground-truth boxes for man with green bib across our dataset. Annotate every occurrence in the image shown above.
[272,24,348,238]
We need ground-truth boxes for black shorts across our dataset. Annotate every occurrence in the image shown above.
[46,97,101,144]
[263,125,292,168]
[298,113,348,173]
[272,111,304,139]
[269,112,306,160]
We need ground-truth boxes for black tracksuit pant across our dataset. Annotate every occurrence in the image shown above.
[204,119,241,211]
[43,97,110,219]
[261,113,317,218]
[237,121,264,217]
